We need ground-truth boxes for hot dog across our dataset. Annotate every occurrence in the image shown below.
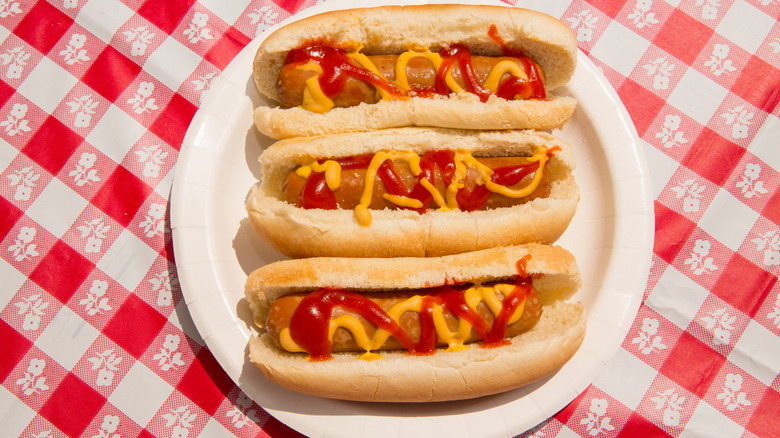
[252,5,578,139]
[245,127,579,258]
[245,244,585,402]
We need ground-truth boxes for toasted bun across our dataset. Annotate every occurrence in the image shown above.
[246,127,579,258]
[252,5,577,139]
[244,244,586,402]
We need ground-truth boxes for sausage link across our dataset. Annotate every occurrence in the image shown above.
[277,55,542,108]
[282,156,552,210]
[265,287,543,352]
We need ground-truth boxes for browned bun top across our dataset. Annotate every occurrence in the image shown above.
[253,4,577,101]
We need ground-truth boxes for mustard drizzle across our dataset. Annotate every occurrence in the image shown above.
[277,283,525,360]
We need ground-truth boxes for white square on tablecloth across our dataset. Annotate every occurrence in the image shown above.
[35,306,100,371]
[97,229,159,292]
[143,37,201,93]
[716,0,775,55]
[729,321,780,386]
[661,0,682,6]
[0,259,26,309]
[589,21,651,77]
[26,178,88,239]
[749,114,780,170]
[198,0,249,26]
[199,418,235,438]
[679,400,744,438]
[108,361,173,428]
[647,266,710,330]
[74,0,135,44]
[697,188,759,252]
[17,57,79,115]
[85,104,146,164]
[0,137,15,173]
[0,386,36,437]
[642,139,681,199]
[593,348,658,410]
[666,68,729,127]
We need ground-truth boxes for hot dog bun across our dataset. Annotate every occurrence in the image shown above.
[252,4,578,139]
[244,244,585,402]
[246,127,579,258]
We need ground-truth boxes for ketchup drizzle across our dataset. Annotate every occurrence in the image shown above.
[487,24,546,100]
[289,289,415,361]
[287,257,536,359]
[439,45,492,102]
[285,45,402,98]
[298,171,337,210]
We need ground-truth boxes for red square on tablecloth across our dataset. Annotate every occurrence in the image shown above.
[654,202,697,264]
[176,348,234,415]
[39,373,106,438]
[731,55,780,114]
[13,1,73,55]
[21,116,83,176]
[681,128,745,187]
[659,332,725,398]
[617,79,667,137]
[148,93,197,149]
[204,26,251,71]
[82,46,142,103]
[653,9,714,66]
[137,0,197,34]
[90,165,151,228]
[0,319,32,382]
[710,253,776,317]
[103,294,166,358]
[747,388,780,437]
[0,197,23,240]
[28,240,94,304]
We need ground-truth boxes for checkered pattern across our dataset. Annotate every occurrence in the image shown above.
[0,0,777,437]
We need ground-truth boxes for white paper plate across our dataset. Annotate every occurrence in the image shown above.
[170,1,654,436]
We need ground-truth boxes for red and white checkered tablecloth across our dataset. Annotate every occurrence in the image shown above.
[1,0,778,437]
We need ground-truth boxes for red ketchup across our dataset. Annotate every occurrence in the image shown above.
[285,45,403,99]
[487,24,546,100]
[288,256,535,359]
[437,45,492,102]
[288,289,415,361]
